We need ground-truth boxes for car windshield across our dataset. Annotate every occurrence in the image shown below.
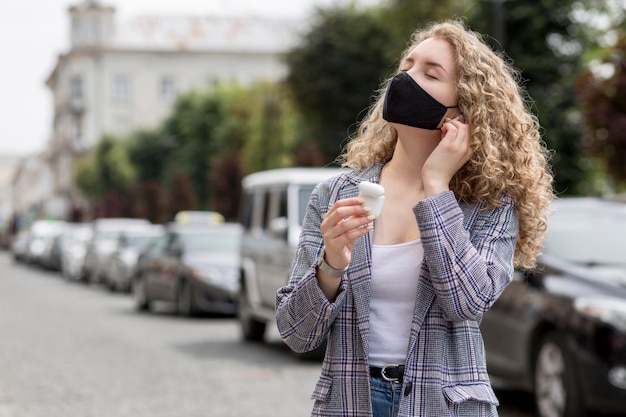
[126,235,160,247]
[100,230,125,240]
[543,206,626,265]
[180,230,240,253]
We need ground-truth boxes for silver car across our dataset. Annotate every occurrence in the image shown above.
[60,223,93,282]
[83,218,152,284]
[237,167,342,342]
[103,224,165,292]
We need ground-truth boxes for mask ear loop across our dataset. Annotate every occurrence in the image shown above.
[435,106,461,130]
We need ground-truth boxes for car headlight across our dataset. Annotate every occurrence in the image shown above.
[574,297,626,332]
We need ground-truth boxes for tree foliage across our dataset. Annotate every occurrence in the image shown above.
[74,135,135,201]
[382,0,474,49]
[576,29,626,190]
[286,6,397,164]
[74,81,299,221]
[72,0,626,221]
[467,0,616,195]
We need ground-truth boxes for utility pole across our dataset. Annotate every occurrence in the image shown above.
[491,0,506,52]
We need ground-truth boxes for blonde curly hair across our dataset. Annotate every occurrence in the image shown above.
[340,19,554,269]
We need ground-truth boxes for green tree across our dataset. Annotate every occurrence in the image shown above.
[74,135,136,217]
[286,6,397,164]
[382,0,474,50]
[126,129,173,222]
[576,30,626,191]
[161,92,220,210]
[468,0,615,194]
[210,82,281,172]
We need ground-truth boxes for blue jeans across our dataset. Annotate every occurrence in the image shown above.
[370,376,403,417]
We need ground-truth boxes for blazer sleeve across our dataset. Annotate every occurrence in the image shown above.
[413,191,518,322]
[275,181,348,353]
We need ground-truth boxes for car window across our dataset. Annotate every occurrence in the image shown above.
[126,235,160,248]
[298,185,316,225]
[249,190,266,234]
[180,230,241,253]
[261,190,271,231]
[279,188,288,219]
[145,234,168,255]
[240,191,254,231]
[544,208,626,265]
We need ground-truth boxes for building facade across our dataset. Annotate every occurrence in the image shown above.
[41,0,300,221]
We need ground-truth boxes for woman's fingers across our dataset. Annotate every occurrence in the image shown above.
[321,197,374,268]
[322,202,373,239]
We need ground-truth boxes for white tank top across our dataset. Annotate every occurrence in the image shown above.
[368,239,423,367]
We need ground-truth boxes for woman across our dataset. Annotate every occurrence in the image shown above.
[276,19,554,417]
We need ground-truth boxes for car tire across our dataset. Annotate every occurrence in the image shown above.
[177,280,198,317]
[238,283,266,342]
[133,276,150,312]
[104,275,116,292]
[533,333,584,417]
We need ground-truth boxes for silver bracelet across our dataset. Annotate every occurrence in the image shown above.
[316,252,348,278]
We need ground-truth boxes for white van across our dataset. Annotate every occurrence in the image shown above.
[238,167,342,342]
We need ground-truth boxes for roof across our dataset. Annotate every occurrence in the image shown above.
[242,167,344,189]
[113,15,302,53]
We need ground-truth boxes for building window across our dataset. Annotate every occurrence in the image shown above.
[72,119,84,148]
[90,17,101,42]
[70,76,83,99]
[160,76,176,101]
[113,74,131,101]
[72,20,82,43]
[69,75,85,114]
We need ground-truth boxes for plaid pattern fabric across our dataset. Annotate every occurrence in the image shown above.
[276,162,518,417]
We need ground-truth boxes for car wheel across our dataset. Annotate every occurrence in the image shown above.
[177,280,198,317]
[76,266,87,283]
[534,333,583,417]
[237,283,266,341]
[104,275,116,292]
[133,276,150,312]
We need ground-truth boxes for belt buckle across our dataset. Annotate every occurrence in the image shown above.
[381,364,400,382]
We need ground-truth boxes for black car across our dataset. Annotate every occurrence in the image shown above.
[133,222,242,316]
[481,197,626,417]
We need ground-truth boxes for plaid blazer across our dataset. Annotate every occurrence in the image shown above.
[276,162,518,417]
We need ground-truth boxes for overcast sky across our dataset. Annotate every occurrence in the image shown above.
[0,0,374,156]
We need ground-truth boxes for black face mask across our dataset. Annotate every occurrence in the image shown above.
[382,71,458,130]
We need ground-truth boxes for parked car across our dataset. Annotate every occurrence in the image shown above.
[11,229,31,263]
[103,224,165,292]
[25,219,67,268]
[41,222,79,271]
[133,222,242,316]
[60,223,93,282]
[237,167,342,342]
[83,218,152,284]
[481,197,626,417]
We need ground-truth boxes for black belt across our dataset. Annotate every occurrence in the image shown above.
[370,364,405,382]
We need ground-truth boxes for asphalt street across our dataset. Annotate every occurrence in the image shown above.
[0,251,535,417]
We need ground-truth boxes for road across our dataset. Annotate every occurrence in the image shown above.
[0,251,535,417]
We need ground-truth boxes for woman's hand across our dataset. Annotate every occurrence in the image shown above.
[422,117,472,197]
[320,197,374,271]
